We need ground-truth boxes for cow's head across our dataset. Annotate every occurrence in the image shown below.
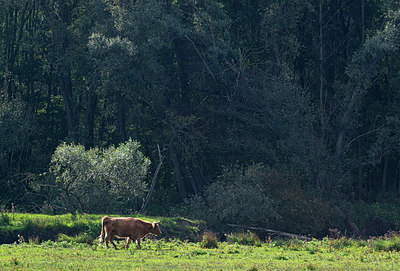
[151,221,162,236]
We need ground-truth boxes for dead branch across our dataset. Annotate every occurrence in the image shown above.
[139,144,165,214]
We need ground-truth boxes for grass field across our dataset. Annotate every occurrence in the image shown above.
[1,213,400,270]
[1,237,400,270]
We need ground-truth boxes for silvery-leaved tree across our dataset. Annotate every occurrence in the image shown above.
[50,139,150,213]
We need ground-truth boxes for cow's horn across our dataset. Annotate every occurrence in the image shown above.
[155,220,161,224]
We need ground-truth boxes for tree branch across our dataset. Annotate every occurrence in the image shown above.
[139,144,165,214]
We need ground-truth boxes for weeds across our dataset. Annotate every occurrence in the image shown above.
[225,231,261,246]
[200,231,218,249]
[57,233,93,245]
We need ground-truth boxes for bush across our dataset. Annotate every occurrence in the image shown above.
[200,231,218,249]
[195,164,278,227]
[264,169,333,237]
[180,164,333,237]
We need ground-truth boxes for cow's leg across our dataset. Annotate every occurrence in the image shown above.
[104,232,110,249]
[136,238,141,249]
[109,237,118,250]
[105,233,118,250]
[125,237,131,249]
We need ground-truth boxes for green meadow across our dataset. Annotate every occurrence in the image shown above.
[1,238,400,270]
[1,213,400,270]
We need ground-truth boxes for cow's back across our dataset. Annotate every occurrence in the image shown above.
[108,217,148,238]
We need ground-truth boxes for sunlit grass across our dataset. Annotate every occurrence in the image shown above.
[1,213,400,270]
[1,238,400,270]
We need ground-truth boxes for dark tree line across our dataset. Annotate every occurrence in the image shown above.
[1,0,400,234]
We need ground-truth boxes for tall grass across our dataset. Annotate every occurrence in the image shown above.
[225,231,261,246]
[372,232,400,252]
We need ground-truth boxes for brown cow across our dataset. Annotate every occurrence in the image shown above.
[99,216,162,249]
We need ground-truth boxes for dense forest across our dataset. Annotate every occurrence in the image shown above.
[1,0,400,236]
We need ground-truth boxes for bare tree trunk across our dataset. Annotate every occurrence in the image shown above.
[140,144,164,214]
[361,0,365,45]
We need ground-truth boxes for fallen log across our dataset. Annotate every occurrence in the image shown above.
[227,224,312,241]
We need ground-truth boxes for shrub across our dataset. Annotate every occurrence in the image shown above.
[202,164,278,227]
[225,232,261,246]
[200,231,218,249]
[180,164,333,237]
[0,213,10,226]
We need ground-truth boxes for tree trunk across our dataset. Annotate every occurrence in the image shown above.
[361,0,365,45]
[173,38,191,116]
[382,155,389,199]
[85,90,97,147]
[398,159,400,197]
[40,0,78,140]
[357,143,363,201]
[116,90,127,141]
[319,0,324,132]
[59,69,76,139]
[188,165,207,195]
[169,144,186,199]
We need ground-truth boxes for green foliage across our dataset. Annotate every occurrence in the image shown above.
[1,0,400,239]
[0,213,10,226]
[372,233,400,252]
[204,164,277,226]
[57,233,93,245]
[50,139,150,213]
[225,232,261,247]
[343,200,400,232]
[325,237,367,250]
[181,164,333,236]
[0,98,35,200]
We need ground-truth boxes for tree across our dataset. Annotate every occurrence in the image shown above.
[50,139,150,213]
[0,98,35,205]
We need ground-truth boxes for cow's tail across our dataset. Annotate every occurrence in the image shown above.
[99,216,108,244]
